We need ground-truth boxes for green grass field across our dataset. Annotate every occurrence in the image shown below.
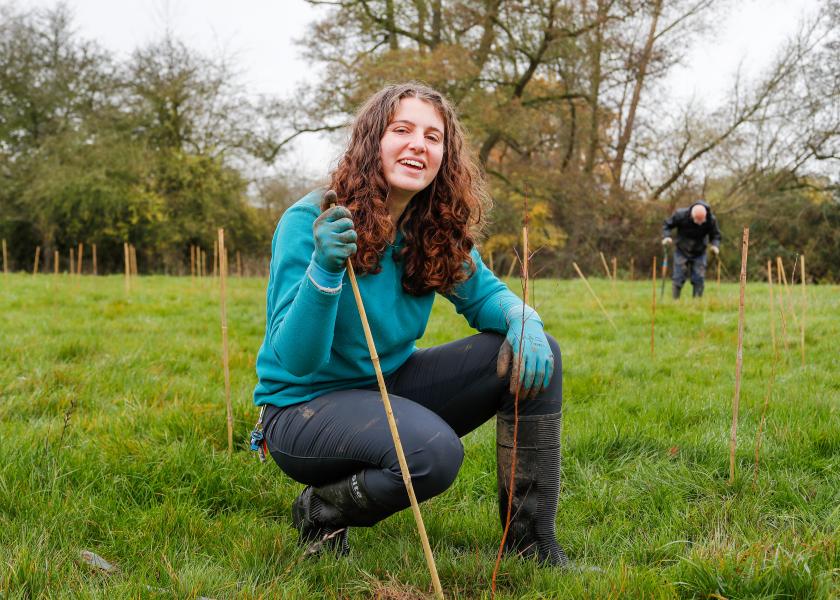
[1,272,838,599]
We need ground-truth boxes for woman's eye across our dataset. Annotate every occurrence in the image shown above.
[393,127,408,133]
[426,135,440,143]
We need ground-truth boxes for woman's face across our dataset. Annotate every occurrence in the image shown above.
[379,97,445,203]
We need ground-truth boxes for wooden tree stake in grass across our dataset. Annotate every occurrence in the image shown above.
[611,256,617,281]
[130,245,138,277]
[33,246,41,275]
[123,242,131,293]
[754,259,779,486]
[218,229,234,456]
[92,244,97,276]
[630,257,635,281]
[572,262,617,330]
[2,239,7,275]
[651,255,657,357]
[70,247,75,275]
[77,243,84,276]
[326,192,443,600]
[54,250,59,275]
[236,251,242,278]
[800,255,806,367]
[213,239,218,278]
[729,227,749,485]
[599,251,612,279]
[776,256,799,330]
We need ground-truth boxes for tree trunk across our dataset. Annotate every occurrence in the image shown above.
[610,0,662,194]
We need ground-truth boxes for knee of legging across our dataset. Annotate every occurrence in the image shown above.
[405,432,464,500]
[545,334,562,372]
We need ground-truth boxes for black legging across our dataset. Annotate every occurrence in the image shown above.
[263,332,562,514]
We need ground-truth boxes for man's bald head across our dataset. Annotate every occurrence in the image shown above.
[691,204,707,225]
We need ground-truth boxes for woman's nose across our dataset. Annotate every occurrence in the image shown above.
[407,133,426,152]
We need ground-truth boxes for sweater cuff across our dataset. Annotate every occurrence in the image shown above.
[307,257,345,293]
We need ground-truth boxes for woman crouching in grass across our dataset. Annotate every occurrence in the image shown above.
[253,82,568,566]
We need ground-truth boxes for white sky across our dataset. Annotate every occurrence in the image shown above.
[23,0,824,177]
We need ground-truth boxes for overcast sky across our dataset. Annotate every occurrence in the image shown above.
[24,0,824,177]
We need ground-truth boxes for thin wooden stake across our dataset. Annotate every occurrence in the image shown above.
[327,193,443,600]
[506,254,518,278]
[54,250,59,275]
[130,245,138,277]
[123,242,131,293]
[77,243,83,275]
[218,229,233,455]
[800,255,806,367]
[69,248,75,275]
[202,250,208,279]
[572,262,617,330]
[33,246,41,275]
[651,256,657,357]
[611,256,617,281]
[236,251,242,278]
[754,259,778,486]
[776,256,799,329]
[629,257,635,281]
[767,261,777,357]
[92,244,97,276]
[599,251,611,279]
[2,239,7,275]
[729,227,749,485]
[213,239,218,278]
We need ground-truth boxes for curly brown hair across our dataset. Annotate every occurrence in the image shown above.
[328,82,489,296]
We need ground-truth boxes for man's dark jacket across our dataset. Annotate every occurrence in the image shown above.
[662,201,722,258]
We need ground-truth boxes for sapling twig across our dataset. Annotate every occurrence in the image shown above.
[218,228,233,455]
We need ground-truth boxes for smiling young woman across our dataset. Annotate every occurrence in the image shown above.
[253,82,569,567]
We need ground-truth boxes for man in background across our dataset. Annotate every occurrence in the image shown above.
[662,200,722,299]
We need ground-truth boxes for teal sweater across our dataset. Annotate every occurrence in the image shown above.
[253,191,529,407]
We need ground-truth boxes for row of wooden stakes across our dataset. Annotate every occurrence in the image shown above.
[0,239,245,279]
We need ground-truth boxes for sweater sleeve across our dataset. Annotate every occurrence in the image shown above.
[443,248,538,334]
[662,211,678,239]
[265,201,342,377]
[709,215,722,248]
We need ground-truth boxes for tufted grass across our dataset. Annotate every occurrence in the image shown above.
[1,272,838,598]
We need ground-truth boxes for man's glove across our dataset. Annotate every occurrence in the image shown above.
[496,306,555,400]
[709,246,719,256]
[312,205,357,273]
[662,237,673,246]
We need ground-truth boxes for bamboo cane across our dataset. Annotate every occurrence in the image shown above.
[651,256,656,357]
[776,256,799,329]
[69,247,75,275]
[123,242,130,293]
[77,243,83,275]
[572,262,617,330]
[92,244,97,275]
[599,251,611,279]
[326,191,443,599]
[131,245,138,277]
[54,250,59,275]
[506,255,518,278]
[729,227,749,485]
[2,239,7,275]
[800,255,806,367]
[33,246,41,275]
[754,259,778,486]
[218,229,234,455]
